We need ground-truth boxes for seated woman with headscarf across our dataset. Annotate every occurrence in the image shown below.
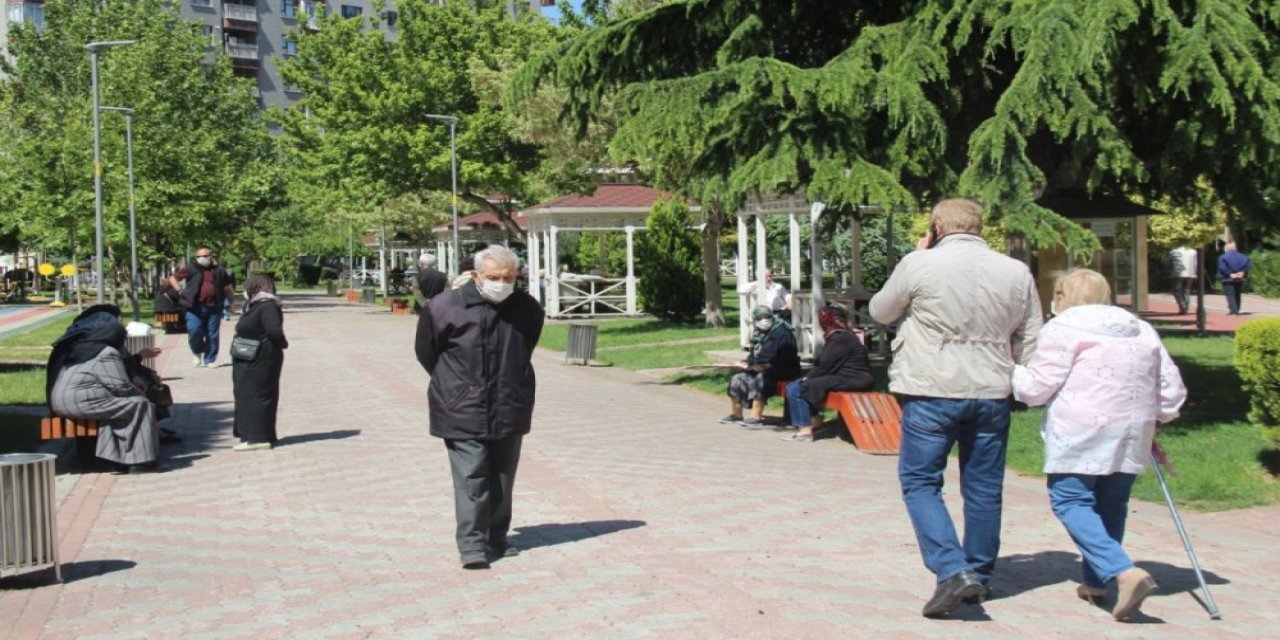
[780,305,874,442]
[46,305,164,473]
[721,306,802,428]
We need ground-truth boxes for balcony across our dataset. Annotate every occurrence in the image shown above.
[223,2,258,31]
[226,43,260,67]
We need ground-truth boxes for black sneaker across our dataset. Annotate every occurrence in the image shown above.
[460,553,490,570]
[718,414,742,424]
[922,569,983,618]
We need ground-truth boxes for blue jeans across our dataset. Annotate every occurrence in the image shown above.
[1047,473,1136,589]
[1223,280,1243,314]
[785,380,813,427]
[897,397,1010,584]
[185,304,221,365]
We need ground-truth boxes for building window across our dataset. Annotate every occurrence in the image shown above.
[5,3,46,31]
[282,0,296,19]
[200,25,215,45]
[341,5,362,19]
[282,38,298,57]
[190,0,213,7]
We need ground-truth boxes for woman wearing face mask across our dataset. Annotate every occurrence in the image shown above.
[721,306,802,428]
[231,275,288,451]
[780,305,874,442]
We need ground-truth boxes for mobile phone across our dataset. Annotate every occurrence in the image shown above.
[926,226,941,249]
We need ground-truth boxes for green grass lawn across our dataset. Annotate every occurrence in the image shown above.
[1006,335,1280,512]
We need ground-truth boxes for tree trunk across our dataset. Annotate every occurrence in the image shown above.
[461,192,528,243]
[701,200,727,328]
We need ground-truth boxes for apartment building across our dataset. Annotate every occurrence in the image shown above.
[177,0,395,111]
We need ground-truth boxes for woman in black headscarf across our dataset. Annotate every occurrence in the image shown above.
[46,305,162,472]
[231,275,288,451]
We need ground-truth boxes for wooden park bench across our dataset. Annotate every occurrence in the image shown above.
[40,416,100,439]
[154,311,183,333]
[774,381,902,455]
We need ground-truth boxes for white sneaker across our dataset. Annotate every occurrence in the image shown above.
[192,355,203,367]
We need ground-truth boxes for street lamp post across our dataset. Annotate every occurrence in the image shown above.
[102,106,139,322]
[425,114,460,275]
[85,39,138,302]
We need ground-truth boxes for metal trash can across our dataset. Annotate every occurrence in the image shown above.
[361,288,376,304]
[0,453,60,582]
[326,281,338,296]
[565,323,598,365]
[125,332,157,370]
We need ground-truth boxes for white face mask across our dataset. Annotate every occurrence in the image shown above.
[196,256,212,267]
[478,279,514,304]
[1050,299,1059,316]
[755,318,773,331]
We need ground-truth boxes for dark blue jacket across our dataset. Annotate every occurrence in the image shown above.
[1217,251,1252,282]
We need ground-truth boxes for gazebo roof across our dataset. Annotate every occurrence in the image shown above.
[432,211,527,234]
[522,184,696,214]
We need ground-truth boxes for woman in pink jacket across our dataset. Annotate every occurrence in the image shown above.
[1012,269,1187,621]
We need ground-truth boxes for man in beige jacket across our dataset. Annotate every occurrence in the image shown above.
[870,198,1042,618]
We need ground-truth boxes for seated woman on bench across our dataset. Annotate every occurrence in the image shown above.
[46,305,165,473]
[721,306,802,428]
[781,305,874,442]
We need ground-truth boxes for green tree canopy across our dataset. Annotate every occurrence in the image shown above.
[514,0,1280,256]
[275,0,561,245]
[0,0,270,272]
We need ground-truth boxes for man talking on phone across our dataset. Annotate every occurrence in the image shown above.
[870,198,1042,618]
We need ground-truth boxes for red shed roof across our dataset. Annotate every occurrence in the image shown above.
[433,211,527,233]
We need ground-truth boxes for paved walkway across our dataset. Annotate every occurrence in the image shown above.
[0,304,70,339]
[3,292,1278,638]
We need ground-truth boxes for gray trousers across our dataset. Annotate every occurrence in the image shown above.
[445,435,523,556]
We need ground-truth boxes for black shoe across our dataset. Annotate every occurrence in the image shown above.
[126,462,168,475]
[962,583,993,605]
[487,545,520,560]
[159,428,183,445]
[460,553,490,570]
[922,570,984,618]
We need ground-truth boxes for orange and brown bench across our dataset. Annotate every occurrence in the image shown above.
[774,381,902,455]
[40,416,100,440]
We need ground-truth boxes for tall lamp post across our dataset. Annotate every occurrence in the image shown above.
[102,106,140,322]
[424,114,460,275]
[86,39,138,302]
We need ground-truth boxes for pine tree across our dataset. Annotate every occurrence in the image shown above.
[514,0,1280,257]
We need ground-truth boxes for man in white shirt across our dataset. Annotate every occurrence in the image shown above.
[738,269,791,318]
[1167,246,1198,314]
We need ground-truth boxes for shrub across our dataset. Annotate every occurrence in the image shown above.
[636,198,703,322]
[1248,250,1280,298]
[1235,318,1280,445]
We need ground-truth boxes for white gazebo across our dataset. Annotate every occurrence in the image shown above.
[734,194,890,360]
[522,184,698,317]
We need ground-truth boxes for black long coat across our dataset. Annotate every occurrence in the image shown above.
[802,330,873,407]
[415,281,544,440]
[232,298,287,444]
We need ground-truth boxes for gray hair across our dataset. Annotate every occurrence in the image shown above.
[474,245,519,273]
[418,253,437,268]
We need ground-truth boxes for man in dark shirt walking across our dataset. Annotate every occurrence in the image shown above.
[1216,242,1252,315]
[415,245,544,569]
[166,247,236,367]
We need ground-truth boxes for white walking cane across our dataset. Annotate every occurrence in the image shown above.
[1150,442,1223,620]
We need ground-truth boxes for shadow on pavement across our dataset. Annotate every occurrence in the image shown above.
[995,550,1229,601]
[276,429,361,447]
[509,519,646,550]
[0,559,137,589]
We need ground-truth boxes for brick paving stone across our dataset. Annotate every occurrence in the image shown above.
[1,291,1277,639]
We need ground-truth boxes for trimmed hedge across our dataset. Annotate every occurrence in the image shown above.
[1236,317,1280,445]
[1248,250,1280,298]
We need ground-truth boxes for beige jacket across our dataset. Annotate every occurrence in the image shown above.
[869,234,1042,399]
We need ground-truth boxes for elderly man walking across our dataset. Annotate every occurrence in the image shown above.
[415,245,544,569]
[870,199,1042,618]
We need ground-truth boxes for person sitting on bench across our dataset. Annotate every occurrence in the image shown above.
[46,305,165,473]
[721,306,801,428]
[781,305,874,442]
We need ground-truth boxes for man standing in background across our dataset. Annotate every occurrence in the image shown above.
[167,247,236,367]
[1217,242,1252,315]
[1168,246,1198,315]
